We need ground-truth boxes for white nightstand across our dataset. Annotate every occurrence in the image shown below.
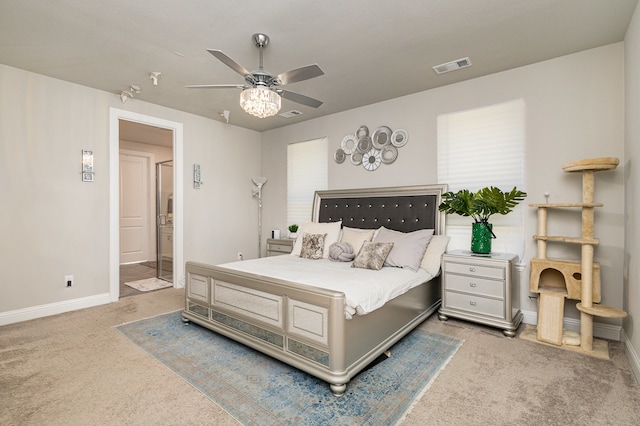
[266,238,295,256]
[438,250,522,337]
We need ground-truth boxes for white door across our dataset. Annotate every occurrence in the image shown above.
[119,153,151,264]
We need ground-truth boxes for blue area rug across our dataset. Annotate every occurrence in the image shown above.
[117,311,462,425]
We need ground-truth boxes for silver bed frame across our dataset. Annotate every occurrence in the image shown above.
[182,184,447,396]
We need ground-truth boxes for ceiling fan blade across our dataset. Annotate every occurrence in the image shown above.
[278,90,323,108]
[207,49,253,78]
[276,64,324,85]
[186,84,246,89]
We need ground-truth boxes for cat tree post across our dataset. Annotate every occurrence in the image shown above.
[580,170,595,351]
[537,207,547,259]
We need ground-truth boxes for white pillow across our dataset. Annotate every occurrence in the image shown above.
[291,221,342,258]
[419,235,451,276]
[340,227,375,253]
[373,227,434,271]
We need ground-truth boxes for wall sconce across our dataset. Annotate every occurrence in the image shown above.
[193,164,202,189]
[82,149,94,182]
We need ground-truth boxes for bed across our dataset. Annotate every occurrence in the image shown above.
[182,184,447,396]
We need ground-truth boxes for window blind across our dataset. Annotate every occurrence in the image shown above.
[437,99,526,259]
[287,137,328,227]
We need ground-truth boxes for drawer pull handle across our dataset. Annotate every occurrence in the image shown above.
[469,282,477,287]
[469,267,476,272]
[469,301,477,306]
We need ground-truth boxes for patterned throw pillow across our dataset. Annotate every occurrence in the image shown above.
[300,233,327,259]
[351,241,394,271]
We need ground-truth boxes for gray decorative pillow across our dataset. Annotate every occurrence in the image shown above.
[351,242,394,271]
[300,233,326,259]
[373,227,435,272]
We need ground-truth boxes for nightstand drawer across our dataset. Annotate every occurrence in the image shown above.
[266,238,294,256]
[445,273,505,299]
[268,243,293,253]
[444,261,505,280]
[445,291,504,318]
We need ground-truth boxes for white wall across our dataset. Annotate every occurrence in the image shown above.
[0,63,262,319]
[624,3,640,380]
[262,43,626,333]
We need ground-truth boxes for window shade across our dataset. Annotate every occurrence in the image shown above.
[437,99,526,259]
[287,137,328,227]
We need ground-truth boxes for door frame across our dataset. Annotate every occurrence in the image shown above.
[109,108,184,302]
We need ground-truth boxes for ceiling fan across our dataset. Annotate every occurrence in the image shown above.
[187,33,324,118]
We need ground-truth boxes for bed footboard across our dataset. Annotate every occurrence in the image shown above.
[182,261,440,396]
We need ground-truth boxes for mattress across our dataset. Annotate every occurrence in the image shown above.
[218,255,434,319]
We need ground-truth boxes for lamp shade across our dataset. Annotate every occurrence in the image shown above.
[240,87,281,118]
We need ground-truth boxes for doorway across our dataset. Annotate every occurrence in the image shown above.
[109,108,184,302]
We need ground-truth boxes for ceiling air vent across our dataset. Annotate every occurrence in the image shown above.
[279,110,303,118]
[432,57,472,75]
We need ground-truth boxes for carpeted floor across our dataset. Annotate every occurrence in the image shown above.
[1,288,639,425]
[117,311,462,425]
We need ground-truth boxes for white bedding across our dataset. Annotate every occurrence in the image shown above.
[218,255,434,319]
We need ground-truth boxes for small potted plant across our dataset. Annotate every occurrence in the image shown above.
[438,186,527,254]
[288,224,299,239]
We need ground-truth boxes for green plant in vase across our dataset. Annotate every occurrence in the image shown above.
[438,186,527,254]
[288,224,299,239]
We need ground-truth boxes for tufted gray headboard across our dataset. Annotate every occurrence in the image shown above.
[312,184,447,235]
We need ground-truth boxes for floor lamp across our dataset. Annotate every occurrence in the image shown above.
[252,177,267,258]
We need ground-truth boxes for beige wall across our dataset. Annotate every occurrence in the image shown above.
[261,43,626,334]
[0,64,262,317]
[624,3,640,380]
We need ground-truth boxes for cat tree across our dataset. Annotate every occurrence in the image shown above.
[528,157,626,359]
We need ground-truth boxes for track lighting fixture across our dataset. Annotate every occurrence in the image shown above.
[149,72,162,86]
[120,90,134,103]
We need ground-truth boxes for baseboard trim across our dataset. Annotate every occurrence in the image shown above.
[622,330,640,385]
[521,309,622,341]
[0,293,111,326]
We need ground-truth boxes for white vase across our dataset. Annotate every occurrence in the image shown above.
[289,232,297,239]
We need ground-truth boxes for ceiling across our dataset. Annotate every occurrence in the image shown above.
[1,0,637,133]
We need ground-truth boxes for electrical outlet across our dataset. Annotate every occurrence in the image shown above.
[237,252,243,261]
[65,275,73,287]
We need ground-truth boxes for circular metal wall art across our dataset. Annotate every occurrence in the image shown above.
[355,125,369,139]
[372,126,392,149]
[362,149,382,171]
[356,136,372,153]
[350,151,364,166]
[391,129,408,147]
[381,145,398,164]
[336,125,409,170]
[340,134,357,155]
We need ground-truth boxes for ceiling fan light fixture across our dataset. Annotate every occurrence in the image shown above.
[240,86,281,118]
